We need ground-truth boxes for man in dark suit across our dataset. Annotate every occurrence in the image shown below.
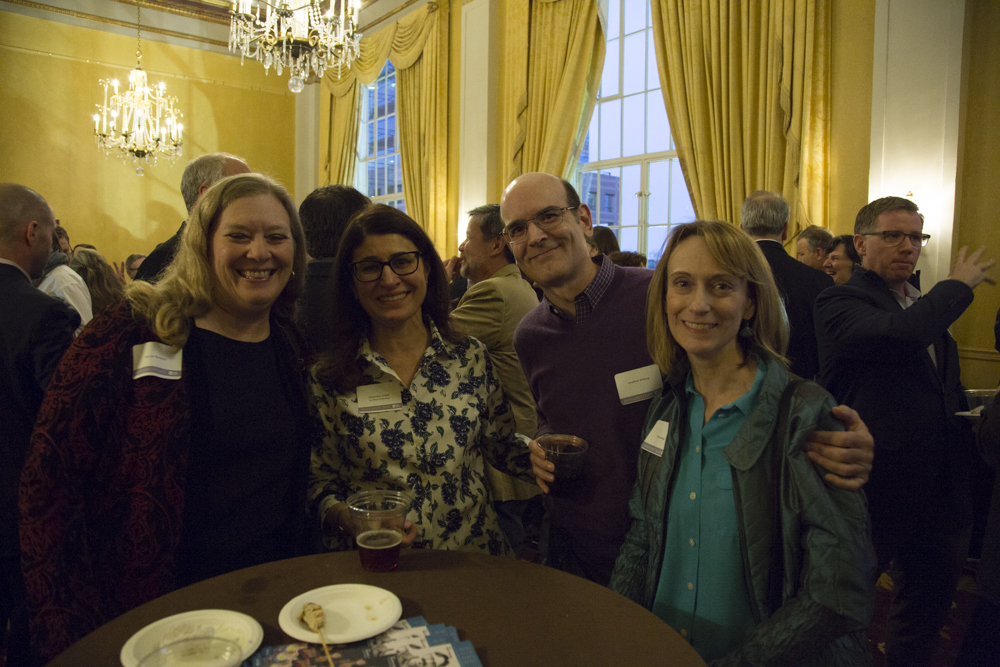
[815,196,995,667]
[0,183,79,664]
[135,153,250,283]
[740,190,833,379]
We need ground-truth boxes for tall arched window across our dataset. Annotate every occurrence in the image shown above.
[355,62,406,212]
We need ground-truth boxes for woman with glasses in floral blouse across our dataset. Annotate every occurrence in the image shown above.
[309,204,533,555]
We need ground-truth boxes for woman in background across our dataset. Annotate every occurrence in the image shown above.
[823,234,861,286]
[610,220,875,666]
[69,248,123,315]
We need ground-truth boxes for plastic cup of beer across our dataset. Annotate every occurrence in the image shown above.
[536,434,589,479]
[346,490,412,572]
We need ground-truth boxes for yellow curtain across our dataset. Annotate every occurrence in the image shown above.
[321,2,451,248]
[501,0,605,183]
[650,0,830,233]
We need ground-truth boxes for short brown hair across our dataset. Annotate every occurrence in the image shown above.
[647,220,788,374]
[855,197,921,235]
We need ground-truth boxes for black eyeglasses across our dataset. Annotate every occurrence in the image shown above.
[502,206,579,245]
[863,231,931,247]
[351,251,422,282]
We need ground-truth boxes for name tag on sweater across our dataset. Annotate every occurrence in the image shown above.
[357,383,403,413]
[132,342,182,380]
[615,364,663,405]
[641,420,669,457]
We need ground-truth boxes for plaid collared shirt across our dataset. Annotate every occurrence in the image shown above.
[547,254,616,324]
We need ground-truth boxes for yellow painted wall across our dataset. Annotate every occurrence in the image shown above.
[0,11,295,267]
[953,0,1000,389]
[828,2,874,235]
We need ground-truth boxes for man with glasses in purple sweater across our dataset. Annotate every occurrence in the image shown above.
[502,172,876,586]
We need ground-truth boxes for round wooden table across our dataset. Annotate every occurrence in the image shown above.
[48,550,707,666]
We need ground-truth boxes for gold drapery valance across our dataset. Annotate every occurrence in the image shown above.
[321,1,451,251]
[650,0,830,233]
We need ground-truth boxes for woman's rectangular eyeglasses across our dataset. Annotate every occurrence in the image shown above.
[351,251,422,282]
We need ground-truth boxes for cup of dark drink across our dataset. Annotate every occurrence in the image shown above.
[536,434,589,480]
[346,490,411,572]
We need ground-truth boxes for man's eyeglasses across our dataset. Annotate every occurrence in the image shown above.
[863,231,931,247]
[351,251,422,282]
[502,205,579,245]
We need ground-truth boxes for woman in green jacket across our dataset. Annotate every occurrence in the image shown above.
[609,220,876,666]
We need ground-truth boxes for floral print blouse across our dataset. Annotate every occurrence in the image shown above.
[309,321,534,556]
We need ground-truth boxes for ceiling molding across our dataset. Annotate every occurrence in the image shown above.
[3,0,228,47]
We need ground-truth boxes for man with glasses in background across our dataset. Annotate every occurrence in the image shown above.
[503,172,876,586]
[815,196,996,667]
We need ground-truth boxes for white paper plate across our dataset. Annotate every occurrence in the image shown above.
[279,584,402,644]
[120,609,263,667]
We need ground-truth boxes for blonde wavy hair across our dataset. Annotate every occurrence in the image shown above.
[125,173,307,348]
[647,220,788,374]
[69,249,124,314]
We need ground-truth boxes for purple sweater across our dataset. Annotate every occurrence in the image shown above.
[513,265,654,582]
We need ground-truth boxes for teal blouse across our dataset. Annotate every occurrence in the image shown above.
[650,361,765,661]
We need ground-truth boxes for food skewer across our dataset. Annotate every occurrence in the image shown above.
[300,602,335,667]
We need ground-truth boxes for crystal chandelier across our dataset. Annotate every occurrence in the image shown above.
[229,0,363,93]
[92,2,183,173]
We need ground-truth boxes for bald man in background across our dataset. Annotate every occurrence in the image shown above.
[0,183,79,664]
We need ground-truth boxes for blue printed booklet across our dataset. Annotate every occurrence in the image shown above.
[241,617,482,667]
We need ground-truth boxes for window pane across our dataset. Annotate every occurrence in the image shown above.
[670,160,696,223]
[367,87,375,122]
[376,117,386,156]
[621,164,640,226]
[622,94,645,157]
[367,161,376,197]
[599,98,621,161]
[647,30,659,91]
[620,225,639,252]
[579,130,593,165]
[647,159,669,225]
[599,168,620,226]
[377,78,386,118]
[581,171,599,218]
[386,77,396,115]
[386,115,396,154]
[366,121,375,158]
[601,40,619,98]
[387,155,397,194]
[581,109,600,165]
[607,0,621,40]
[646,225,671,269]
[646,92,670,153]
[377,157,386,196]
[397,159,404,193]
[624,0,645,34]
[622,33,645,96]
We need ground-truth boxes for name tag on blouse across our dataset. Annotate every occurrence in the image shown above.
[641,420,669,457]
[614,364,663,405]
[132,342,182,380]
[357,383,403,413]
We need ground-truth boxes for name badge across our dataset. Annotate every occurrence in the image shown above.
[641,420,669,457]
[132,342,182,380]
[614,364,663,405]
[357,383,403,413]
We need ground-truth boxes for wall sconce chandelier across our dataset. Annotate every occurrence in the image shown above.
[92,2,183,174]
[229,0,362,93]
